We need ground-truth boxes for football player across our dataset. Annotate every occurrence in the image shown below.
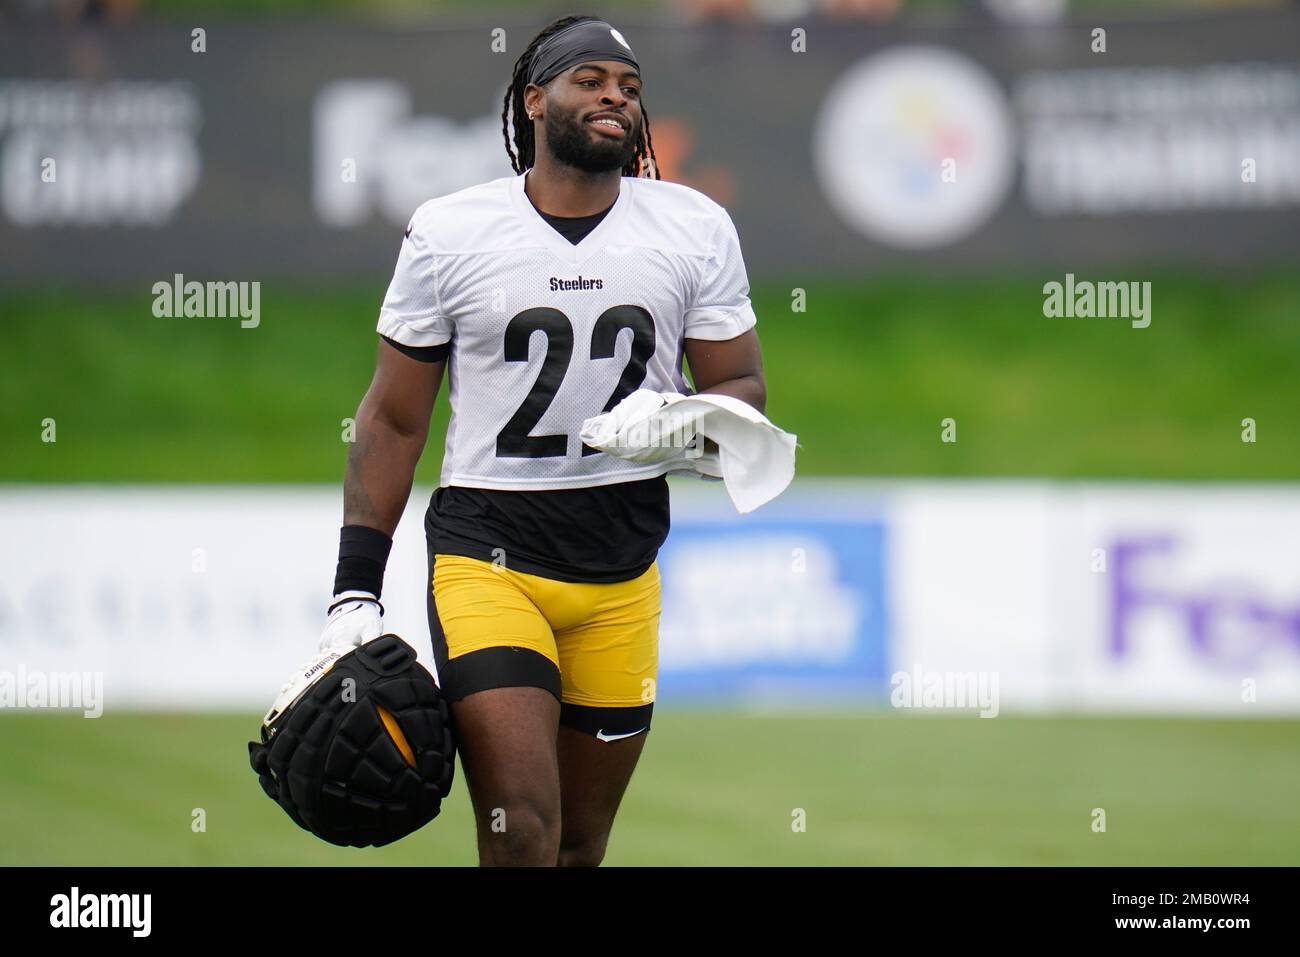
[327,14,767,865]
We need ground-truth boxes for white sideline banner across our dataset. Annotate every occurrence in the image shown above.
[1,481,1297,713]
[885,482,1300,715]
[0,487,433,710]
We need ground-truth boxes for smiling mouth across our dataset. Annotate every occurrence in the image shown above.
[587,118,627,136]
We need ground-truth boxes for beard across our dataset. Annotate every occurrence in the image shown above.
[542,104,639,174]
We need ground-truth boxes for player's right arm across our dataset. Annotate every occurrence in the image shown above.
[323,208,453,652]
[320,340,444,652]
[343,340,445,536]
[346,202,454,535]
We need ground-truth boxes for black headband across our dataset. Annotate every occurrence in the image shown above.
[526,19,640,90]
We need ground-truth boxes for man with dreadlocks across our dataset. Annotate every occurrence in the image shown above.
[326,15,766,865]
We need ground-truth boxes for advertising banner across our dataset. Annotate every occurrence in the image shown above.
[2,10,1297,283]
[3,480,1297,714]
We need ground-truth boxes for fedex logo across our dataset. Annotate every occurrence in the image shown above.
[312,81,506,229]
[1108,536,1300,668]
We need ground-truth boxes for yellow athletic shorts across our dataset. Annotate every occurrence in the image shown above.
[426,553,659,737]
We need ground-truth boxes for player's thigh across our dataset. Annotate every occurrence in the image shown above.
[450,686,562,859]
[551,560,660,718]
[428,552,563,704]
[556,723,649,865]
[428,553,566,851]
[551,561,660,860]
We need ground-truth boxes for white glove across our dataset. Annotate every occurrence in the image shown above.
[263,644,351,728]
[632,393,797,512]
[318,590,384,652]
[260,591,382,729]
[581,389,701,464]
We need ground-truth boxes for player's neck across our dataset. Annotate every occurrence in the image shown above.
[524,161,621,217]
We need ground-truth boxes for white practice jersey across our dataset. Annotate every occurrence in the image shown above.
[377,170,758,491]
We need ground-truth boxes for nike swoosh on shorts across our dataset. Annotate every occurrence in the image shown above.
[595,728,647,742]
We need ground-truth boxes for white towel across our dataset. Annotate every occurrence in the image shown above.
[580,390,797,514]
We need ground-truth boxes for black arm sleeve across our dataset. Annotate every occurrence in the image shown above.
[381,335,450,363]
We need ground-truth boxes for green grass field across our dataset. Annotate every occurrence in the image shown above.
[2,711,1297,865]
[3,270,1298,483]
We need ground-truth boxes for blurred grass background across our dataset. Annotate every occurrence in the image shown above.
[4,271,1297,483]
[4,710,1298,865]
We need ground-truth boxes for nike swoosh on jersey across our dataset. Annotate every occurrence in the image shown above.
[596,728,647,742]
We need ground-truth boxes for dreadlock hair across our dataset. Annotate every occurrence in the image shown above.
[502,14,660,180]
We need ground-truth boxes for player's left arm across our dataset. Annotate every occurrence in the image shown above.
[684,329,766,414]
[681,205,765,415]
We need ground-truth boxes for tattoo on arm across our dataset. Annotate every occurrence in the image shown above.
[343,430,382,529]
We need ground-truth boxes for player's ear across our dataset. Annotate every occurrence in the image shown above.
[523,85,544,118]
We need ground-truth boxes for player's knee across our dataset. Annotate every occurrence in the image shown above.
[478,798,560,866]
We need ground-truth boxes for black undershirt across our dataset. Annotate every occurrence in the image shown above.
[401,192,672,584]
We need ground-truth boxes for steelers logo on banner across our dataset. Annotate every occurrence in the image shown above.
[814,46,1015,250]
